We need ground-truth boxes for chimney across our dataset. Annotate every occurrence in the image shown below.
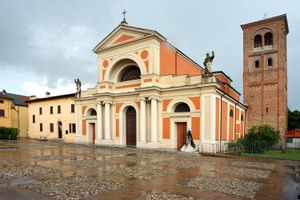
[30,95,37,100]
[45,92,51,97]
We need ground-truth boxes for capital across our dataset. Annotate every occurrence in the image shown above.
[96,101,103,106]
[103,101,113,105]
[149,97,159,101]
[138,97,146,101]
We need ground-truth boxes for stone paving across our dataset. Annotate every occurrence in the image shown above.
[26,175,126,200]
[0,139,298,200]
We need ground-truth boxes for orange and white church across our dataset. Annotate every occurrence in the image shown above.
[74,19,246,153]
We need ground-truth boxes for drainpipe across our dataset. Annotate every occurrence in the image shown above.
[13,106,20,137]
[220,94,225,153]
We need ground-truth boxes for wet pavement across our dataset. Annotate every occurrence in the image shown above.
[0,139,298,200]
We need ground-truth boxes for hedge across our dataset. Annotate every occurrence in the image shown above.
[0,127,18,140]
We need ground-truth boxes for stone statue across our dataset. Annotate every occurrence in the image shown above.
[203,51,214,76]
[74,78,81,98]
[181,130,196,152]
[187,130,196,148]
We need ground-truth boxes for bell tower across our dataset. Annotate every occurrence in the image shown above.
[241,14,289,140]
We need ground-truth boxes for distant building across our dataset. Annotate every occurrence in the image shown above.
[287,129,300,148]
[74,20,246,152]
[0,90,29,137]
[27,93,76,142]
[241,14,288,141]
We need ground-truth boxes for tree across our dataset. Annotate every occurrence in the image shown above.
[241,124,281,153]
[288,109,300,131]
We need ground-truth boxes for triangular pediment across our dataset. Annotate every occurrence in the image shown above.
[93,24,166,53]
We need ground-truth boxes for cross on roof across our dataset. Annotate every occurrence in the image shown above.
[263,13,268,19]
[122,9,127,21]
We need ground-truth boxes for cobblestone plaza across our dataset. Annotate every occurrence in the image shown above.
[0,140,298,199]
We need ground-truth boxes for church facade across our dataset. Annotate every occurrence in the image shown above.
[74,21,246,153]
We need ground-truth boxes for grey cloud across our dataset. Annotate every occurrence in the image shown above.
[0,0,299,110]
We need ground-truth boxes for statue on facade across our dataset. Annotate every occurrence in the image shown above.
[203,51,214,77]
[181,130,196,152]
[74,78,81,98]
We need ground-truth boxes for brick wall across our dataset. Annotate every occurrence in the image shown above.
[241,15,288,140]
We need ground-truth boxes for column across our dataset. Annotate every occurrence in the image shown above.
[140,98,146,141]
[96,102,103,140]
[75,105,81,136]
[104,101,111,140]
[150,97,158,142]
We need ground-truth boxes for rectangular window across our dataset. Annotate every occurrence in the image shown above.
[72,124,76,133]
[32,115,35,123]
[229,110,234,117]
[255,60,260,68]
[39,123,43,132]
[0,100,4,104]
[50,106,53,114]
[287,138,293,143]
[267,58,272,67]
[57,105,61,114]
[69,123,76,133]
[50,123,54,132]
[0,109,4,117]
[71,104,75,113]
[39,107,42,115]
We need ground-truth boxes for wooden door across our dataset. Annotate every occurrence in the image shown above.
[126,107,136,146]
[58,125,62,139]
[177,122,187,150]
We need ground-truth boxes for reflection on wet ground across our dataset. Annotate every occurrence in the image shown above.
[0,139,298,199]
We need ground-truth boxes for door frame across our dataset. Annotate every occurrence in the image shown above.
[86,119,97,144]
[176,122,187,150]
[119,104,140,146]
[126,106,137,146]
[58,121,63,139]
[170,117,191,149]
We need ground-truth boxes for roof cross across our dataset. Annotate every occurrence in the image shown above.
[263,13,268,19]
[122,9,127,21]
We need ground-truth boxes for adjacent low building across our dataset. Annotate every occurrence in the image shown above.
[287,129,300,148]
[27,93,76,143]
[0,90,29,137]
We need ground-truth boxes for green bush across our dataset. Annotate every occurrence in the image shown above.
[241,124,280,153]
[0,127,18,140]
[228,139,243,150]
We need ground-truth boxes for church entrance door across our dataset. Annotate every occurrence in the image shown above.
[126,107,136,146]
[177,122,187,150]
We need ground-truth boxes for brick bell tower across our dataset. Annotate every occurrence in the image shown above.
[241,14,289,141]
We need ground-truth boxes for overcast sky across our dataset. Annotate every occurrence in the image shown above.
[0,0,299,110]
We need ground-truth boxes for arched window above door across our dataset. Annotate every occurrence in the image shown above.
[126,106,136,115]
[119,66,141,82]
[175,103,190,112]
[90,109,97,116]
